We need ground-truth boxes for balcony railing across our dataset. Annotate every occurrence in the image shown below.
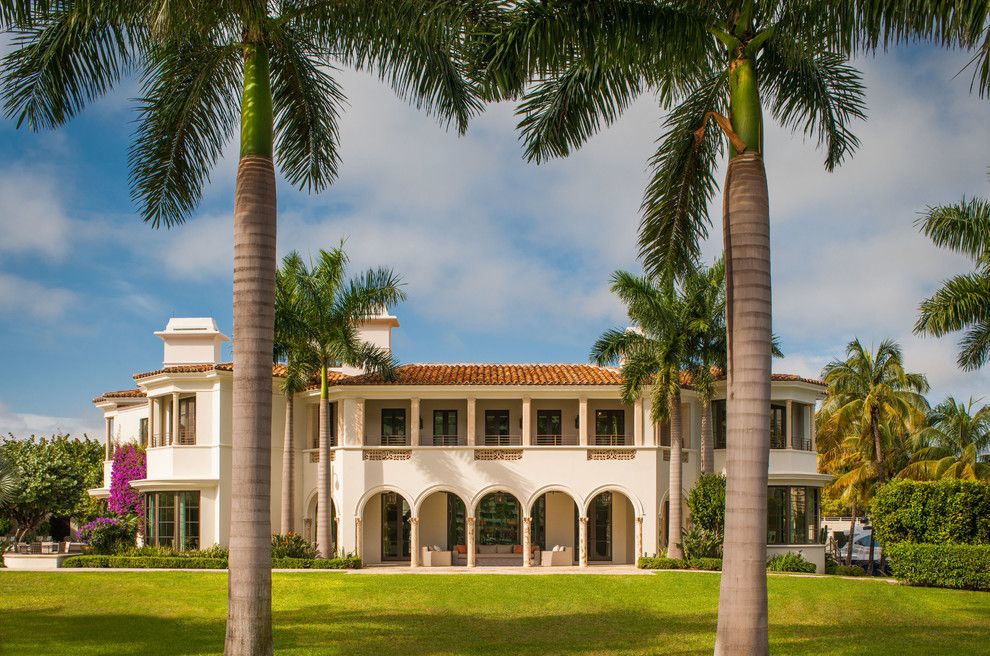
[150,429,196,447]
[176,427,196,446]
[483,434,522,446]
[594,434,628,446]
[378,434,409,447]
[432,434,463,446]
[791,436,813,451]
[535,434,579,446]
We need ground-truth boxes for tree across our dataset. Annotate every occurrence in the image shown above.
[901,397,990,481]
[591,271,697,559]
[0,435,103,543]
[914,178,990,370]
[0,450,17,506]
[0,3,489,652]
[284,247,406,557]
[481,4,866,651]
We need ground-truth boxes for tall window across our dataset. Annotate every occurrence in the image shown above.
[177,397,196,445]
[433,410,458,446]
[767,486,821,545]
[139,417,148,447]
[595,410,625,445]
[770,404,787,449]
[712,400,727,449]
[381,408,406,446]
[588,492,613,561]
[105,417,114,458]
[484,410,511,445]
[144,491,200,550]
[447,494,466,548]
[381,492,410,560]
[791,404,811,450]
[532,495,547,549]
[536,410,562,445]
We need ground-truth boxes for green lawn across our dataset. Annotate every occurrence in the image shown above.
[1,571,988,655]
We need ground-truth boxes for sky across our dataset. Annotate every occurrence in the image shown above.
[1,43,989,439]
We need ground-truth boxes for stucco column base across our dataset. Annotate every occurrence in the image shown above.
[466,516,477,568]
[578,516,589,567]
[635,516,644,562]
[410,517,420,567]
[354,517,363,562]
[522,516,532,567]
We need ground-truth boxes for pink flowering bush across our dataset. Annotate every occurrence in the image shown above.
[77,517,135,554]
[108,443,146,520]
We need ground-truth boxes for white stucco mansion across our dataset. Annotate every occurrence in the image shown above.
[91,314,830,570]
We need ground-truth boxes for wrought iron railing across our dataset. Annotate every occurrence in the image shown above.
[379,434,409,447]
[594,434,627,446]
[432,434,462,446]
[483,434,522,446]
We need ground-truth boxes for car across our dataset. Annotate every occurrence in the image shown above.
[849,532,882,565]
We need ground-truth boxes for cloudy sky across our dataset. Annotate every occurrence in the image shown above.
[1,43,988,439]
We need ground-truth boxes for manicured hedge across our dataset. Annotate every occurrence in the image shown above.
[766,553,816,573]
[871,480,990,547]
[63,555,362,570]
[63,556,227,569]
[638,557,689,570]
[886,543,990,591]
[687,557,722,571]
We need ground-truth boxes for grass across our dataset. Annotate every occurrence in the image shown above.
[1,571,988,655]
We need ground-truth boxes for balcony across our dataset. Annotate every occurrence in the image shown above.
[594,434,628,446]
[150,427,196,447]
[482,434,522,446]
[535,434,579,446]
[431,434,463,446]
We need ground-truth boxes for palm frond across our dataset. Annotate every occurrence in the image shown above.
[916,272,990,337]
[917,196,990,262]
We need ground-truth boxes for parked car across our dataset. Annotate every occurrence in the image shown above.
[849,532,882,564]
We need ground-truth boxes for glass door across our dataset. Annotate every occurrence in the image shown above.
[433,410,458,446]
[484,409,510,445]
[536,410,562,445]
[381,492,410,560]
[588,492,612,561]
[595,410,625,445]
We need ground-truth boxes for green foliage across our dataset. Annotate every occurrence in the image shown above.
[681,526,723,560]
[77,517,136,555]
[766,553,817,573]
[272,556,361,570]
[271,532,317,559]
[686,557,722,571]
[887,543,990,591]
[832,564,866,577]
[0,434,104,540]
[870,479,990,546]
[638,556,688,570]
[900,396,990,480]
[199,544,229,560]
[63,555,228,569]
[118,544,229,559]
[687,474,726,533]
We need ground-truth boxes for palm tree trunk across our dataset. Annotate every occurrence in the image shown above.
[316,366,333,557]
[224,44,275,656]
[700,397,714,475]
[866,530,876,575]
[846,504,857,566]
[714,150,772,656]
[280,393,295,534]
[871,409,886,484]
[667,388,684,559]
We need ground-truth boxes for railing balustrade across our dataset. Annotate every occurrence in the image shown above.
[792,436,813,451]
[432,434,462,446]
[483,434,522,446]
[594,434,627,446]
[379,434,409,447]
[176,427,196,446]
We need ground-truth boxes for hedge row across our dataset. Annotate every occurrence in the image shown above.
[63,555,362,570]
[637,557,723,571]
[871,480,990,546]
[886,543,990,591]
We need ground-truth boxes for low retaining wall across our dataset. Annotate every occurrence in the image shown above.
[3,553,73,570]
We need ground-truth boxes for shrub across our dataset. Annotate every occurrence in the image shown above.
[766,553,817,573]
[199,544,229,559]
[77,517,135,555]
[272,532,317,559]
[832,564,866,576]
[107,444,146,521]
[638,556,688,570]
[687,474,726,534]
[687,557,722,571]
[887,543,990,591]
[272,556,361,569]
[63,555,227,569]
[870,480,990,547]
[681,526,723,559]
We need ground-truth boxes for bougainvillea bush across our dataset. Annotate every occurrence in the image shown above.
[77,517,136,555]
[107,444,146,521]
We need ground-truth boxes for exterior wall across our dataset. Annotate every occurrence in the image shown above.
[768,544,825,573]
[418,492,449,548]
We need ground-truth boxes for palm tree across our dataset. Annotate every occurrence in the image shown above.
[481,4,866,651]
[914,178,990,370]
[821,339,929,487]
[289,246,406,557]
[591,271,699,559]
[0,2,486,653]
[901,397,990,481]
[0,451,17,506]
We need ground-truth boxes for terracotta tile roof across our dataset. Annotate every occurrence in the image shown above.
[769,373,826,387]
[92,389,147,404]
[133,362,289,380]
[339,363,623,386]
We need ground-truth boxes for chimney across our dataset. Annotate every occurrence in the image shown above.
[336,309,399,376]
[155,318,230,366]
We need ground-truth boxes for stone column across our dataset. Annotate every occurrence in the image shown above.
[578,397,589,446]
[355,398,366,446]
[171,392,180,445]
[105,417,113,459]
[634,398,644,446]
[466,516,477,567]
[354,517,363,562]
[146,397,154,448]
[578,516,589,567]
[522,516,532,567]
[466,397,476,447]
[786,399,794,449]
[409,398,420,446]
[635,516,644,561]
[410,516,420,567]
[336,515,343,557]
[522,397,532,446]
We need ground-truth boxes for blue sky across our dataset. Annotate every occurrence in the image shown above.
[1,44,989,438]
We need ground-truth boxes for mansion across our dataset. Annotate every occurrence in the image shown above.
[91,314,830,570]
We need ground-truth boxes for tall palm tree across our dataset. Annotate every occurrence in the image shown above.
[289,246,406,557]
[481,4,866,651]
[914,176,990,370]
[0,2,487,653]
[821,339,929,487]
[901,396,990,481]
[591,271,698,559]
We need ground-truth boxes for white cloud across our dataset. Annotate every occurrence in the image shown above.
[0,168,73,259]
[0,401,102,440]
[0,273,76,319]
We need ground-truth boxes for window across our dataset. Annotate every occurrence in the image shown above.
[447,494,466,548]
[310,403,336,449]
[139,418,148,447]
[712,400,727,449]
[177,397,196,445]
[588,492,613,561]
[381,408,407,445]
[433,410,458,446]
[766,486,820,545]
[531,495,547,550]
[144,491,200,550]
[477,493,520,545]
[105,417,114,458]
[791,404,811,450]
[595,410,625,445]
[381,492,410,560]
[770,404,787,449]
[536,410,562,445]
[484,410,511,445]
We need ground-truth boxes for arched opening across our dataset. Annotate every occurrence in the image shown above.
[530,491,578,563]
[416,490,468,564]
[361,491,412,564]
[305,495,336,555]
[584,490,636,564]
[470,491,525,565]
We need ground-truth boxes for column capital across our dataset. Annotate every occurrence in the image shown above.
[466,516,476,525]
[579,516,589,525]
[523,516,532,526]
[409,516,420,525]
